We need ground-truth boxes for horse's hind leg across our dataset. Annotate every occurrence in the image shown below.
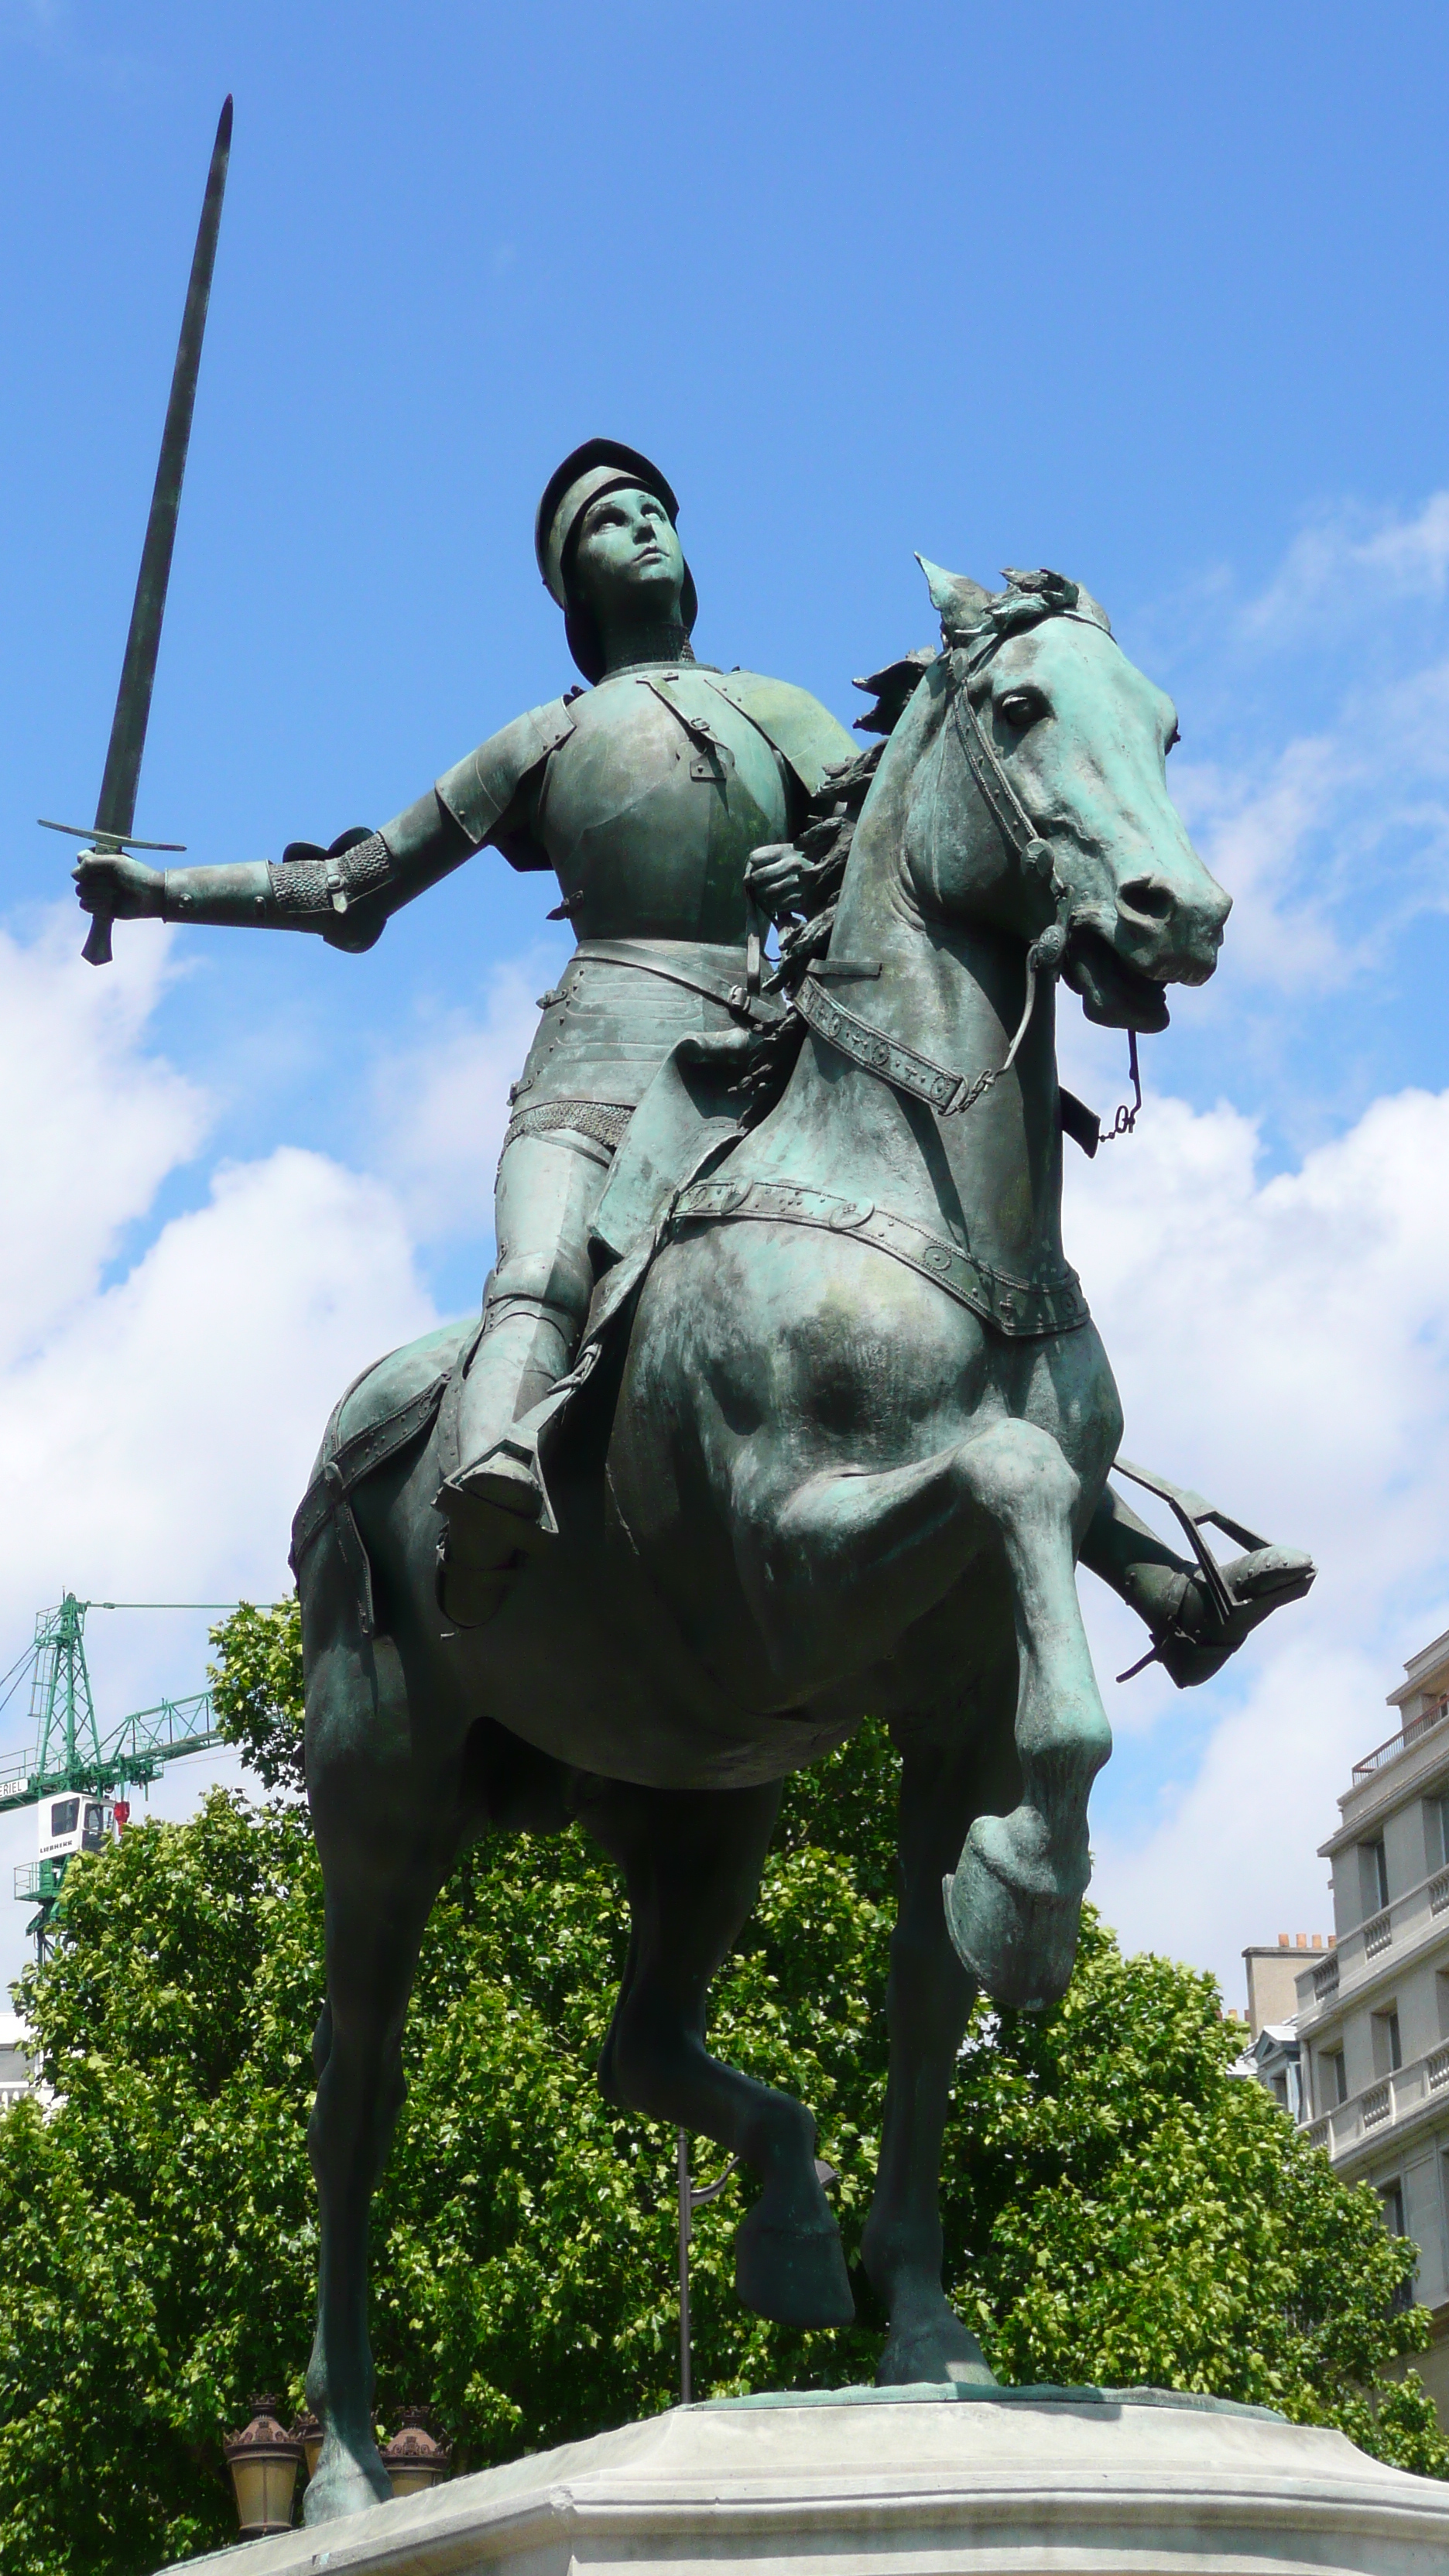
[299,1534,458,2525]
[944,1418,1111,2009]
[585,1779,855,2331]
[863,1711,1011,2387]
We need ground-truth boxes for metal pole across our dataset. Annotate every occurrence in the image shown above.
[677,2127,691,2406]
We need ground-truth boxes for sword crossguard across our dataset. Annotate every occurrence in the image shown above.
[41,820,187,970]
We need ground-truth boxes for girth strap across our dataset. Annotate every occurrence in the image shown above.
[670,1176,1089,1341]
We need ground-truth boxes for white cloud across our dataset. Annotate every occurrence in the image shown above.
[0,912,437,1997]
[0,913,207,1363]
[1170,737,1352,992]
[1244,491,1449,643]
[1067,1088,1449,1993]
[368,942,567,1248]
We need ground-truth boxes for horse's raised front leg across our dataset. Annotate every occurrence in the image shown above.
[584,1778,855,2332]
[299,1535,458,2525]
[942,1417,1110,2009]
[737,1414,1107,2010]
[862,1715,1009,2388]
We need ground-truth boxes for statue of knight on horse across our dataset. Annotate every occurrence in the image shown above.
[77,440,1314,2524]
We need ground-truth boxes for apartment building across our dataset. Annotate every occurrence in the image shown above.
[1294,1625,1449,2419]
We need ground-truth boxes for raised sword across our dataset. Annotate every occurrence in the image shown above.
[40,95,232,964]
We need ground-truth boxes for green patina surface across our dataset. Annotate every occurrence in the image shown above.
[77,443,1315,2523]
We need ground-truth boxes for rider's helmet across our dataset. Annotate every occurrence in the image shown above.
[535,437,698,683]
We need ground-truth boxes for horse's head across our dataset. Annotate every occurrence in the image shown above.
[909,561,1229,1031]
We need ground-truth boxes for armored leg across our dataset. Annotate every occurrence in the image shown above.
[439,1124,614,1533]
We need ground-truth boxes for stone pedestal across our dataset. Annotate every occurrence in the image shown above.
[187,2383,1449,2576]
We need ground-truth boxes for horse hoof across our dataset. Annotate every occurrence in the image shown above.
[735,2206,855,2328]
[301,2442,392,2525]
[877,2312,996,2389]
[944,1810,1087,2009]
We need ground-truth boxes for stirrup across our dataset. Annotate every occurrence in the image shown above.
[1112,1458,1314,1685]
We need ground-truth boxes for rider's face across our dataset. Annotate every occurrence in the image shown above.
[571,485,686,624]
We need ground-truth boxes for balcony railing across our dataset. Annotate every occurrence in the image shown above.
[1303,2041,1449,2157]
[1352,1697,1449,1785]
[1297,1858,1449,2019]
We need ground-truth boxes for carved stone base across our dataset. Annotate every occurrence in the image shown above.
[183,2383,1449,2576]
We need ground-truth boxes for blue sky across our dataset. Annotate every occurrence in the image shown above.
[2,0,1448,2002]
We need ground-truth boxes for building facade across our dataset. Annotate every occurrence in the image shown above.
[1293,1625,1449,2420]
[0,2014,34,2112]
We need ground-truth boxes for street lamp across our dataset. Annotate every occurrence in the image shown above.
[290,2410,323,2482]
[380,2408,452,2496]
[223,2396,303,2537]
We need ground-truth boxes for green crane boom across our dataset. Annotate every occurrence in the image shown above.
[1,1594,228,1955]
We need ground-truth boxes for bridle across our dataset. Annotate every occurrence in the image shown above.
[793,573,1142,1143]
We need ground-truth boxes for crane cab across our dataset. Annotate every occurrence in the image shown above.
[37,1793,116,1868]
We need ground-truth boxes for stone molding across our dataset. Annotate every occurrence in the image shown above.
[179,2386,1449,2576]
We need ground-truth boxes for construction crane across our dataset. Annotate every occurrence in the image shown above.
[0,1594,234,1961]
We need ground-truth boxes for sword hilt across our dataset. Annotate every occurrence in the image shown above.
[39,819,186,968]
[82,909,114,968]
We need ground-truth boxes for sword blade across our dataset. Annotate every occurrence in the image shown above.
[92,94,232,846]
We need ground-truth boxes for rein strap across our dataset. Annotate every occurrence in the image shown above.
[793,968,1000,1117]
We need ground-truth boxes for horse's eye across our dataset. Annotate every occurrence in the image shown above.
[997,690,1046,731]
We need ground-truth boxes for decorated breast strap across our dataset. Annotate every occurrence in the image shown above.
[670,1176,1089,1341]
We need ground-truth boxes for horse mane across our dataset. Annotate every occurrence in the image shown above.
[736,646,937,1119]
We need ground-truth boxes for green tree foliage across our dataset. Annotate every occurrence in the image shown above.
[0,1602,1441,2572]
[207,1595,306,1795]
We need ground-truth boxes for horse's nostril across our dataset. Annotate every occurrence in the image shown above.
[1119,877,1175,925]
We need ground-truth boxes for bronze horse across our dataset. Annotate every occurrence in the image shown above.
[295,563,1304,2521]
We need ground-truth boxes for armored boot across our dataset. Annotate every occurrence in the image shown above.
[436,1125,611,1586]
[442,1296,575,1527]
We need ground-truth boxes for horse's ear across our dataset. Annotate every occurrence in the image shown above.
[1073,581,1113,635]
[916,554,992,643]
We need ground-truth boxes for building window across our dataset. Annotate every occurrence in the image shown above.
[1319,2047,1348,2108]
[1361,1838,1389,1916]
[1380,2182,1415,2313]
[1428,1793,1449,1873]
[1372,2007,1403,2076]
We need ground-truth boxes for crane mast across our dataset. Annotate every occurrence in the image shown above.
[0,1594,224,1959]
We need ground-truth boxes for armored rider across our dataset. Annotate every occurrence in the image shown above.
[77,438,1313,1675]
[74,438,855,1555]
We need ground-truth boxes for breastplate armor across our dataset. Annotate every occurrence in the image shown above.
[536,666,790,946]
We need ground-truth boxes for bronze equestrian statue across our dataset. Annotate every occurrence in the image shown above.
[77,445,1314,2524]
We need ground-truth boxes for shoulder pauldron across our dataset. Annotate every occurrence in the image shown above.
[702,671,855,799]
[435,697,577,848]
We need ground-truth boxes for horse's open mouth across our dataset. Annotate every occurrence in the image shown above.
[1062,927,1171,1033]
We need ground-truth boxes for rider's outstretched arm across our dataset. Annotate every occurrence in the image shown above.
[73,697,574,954]
[74,789,478,955]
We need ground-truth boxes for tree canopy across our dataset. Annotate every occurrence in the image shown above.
[0,1600,1441,2574]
